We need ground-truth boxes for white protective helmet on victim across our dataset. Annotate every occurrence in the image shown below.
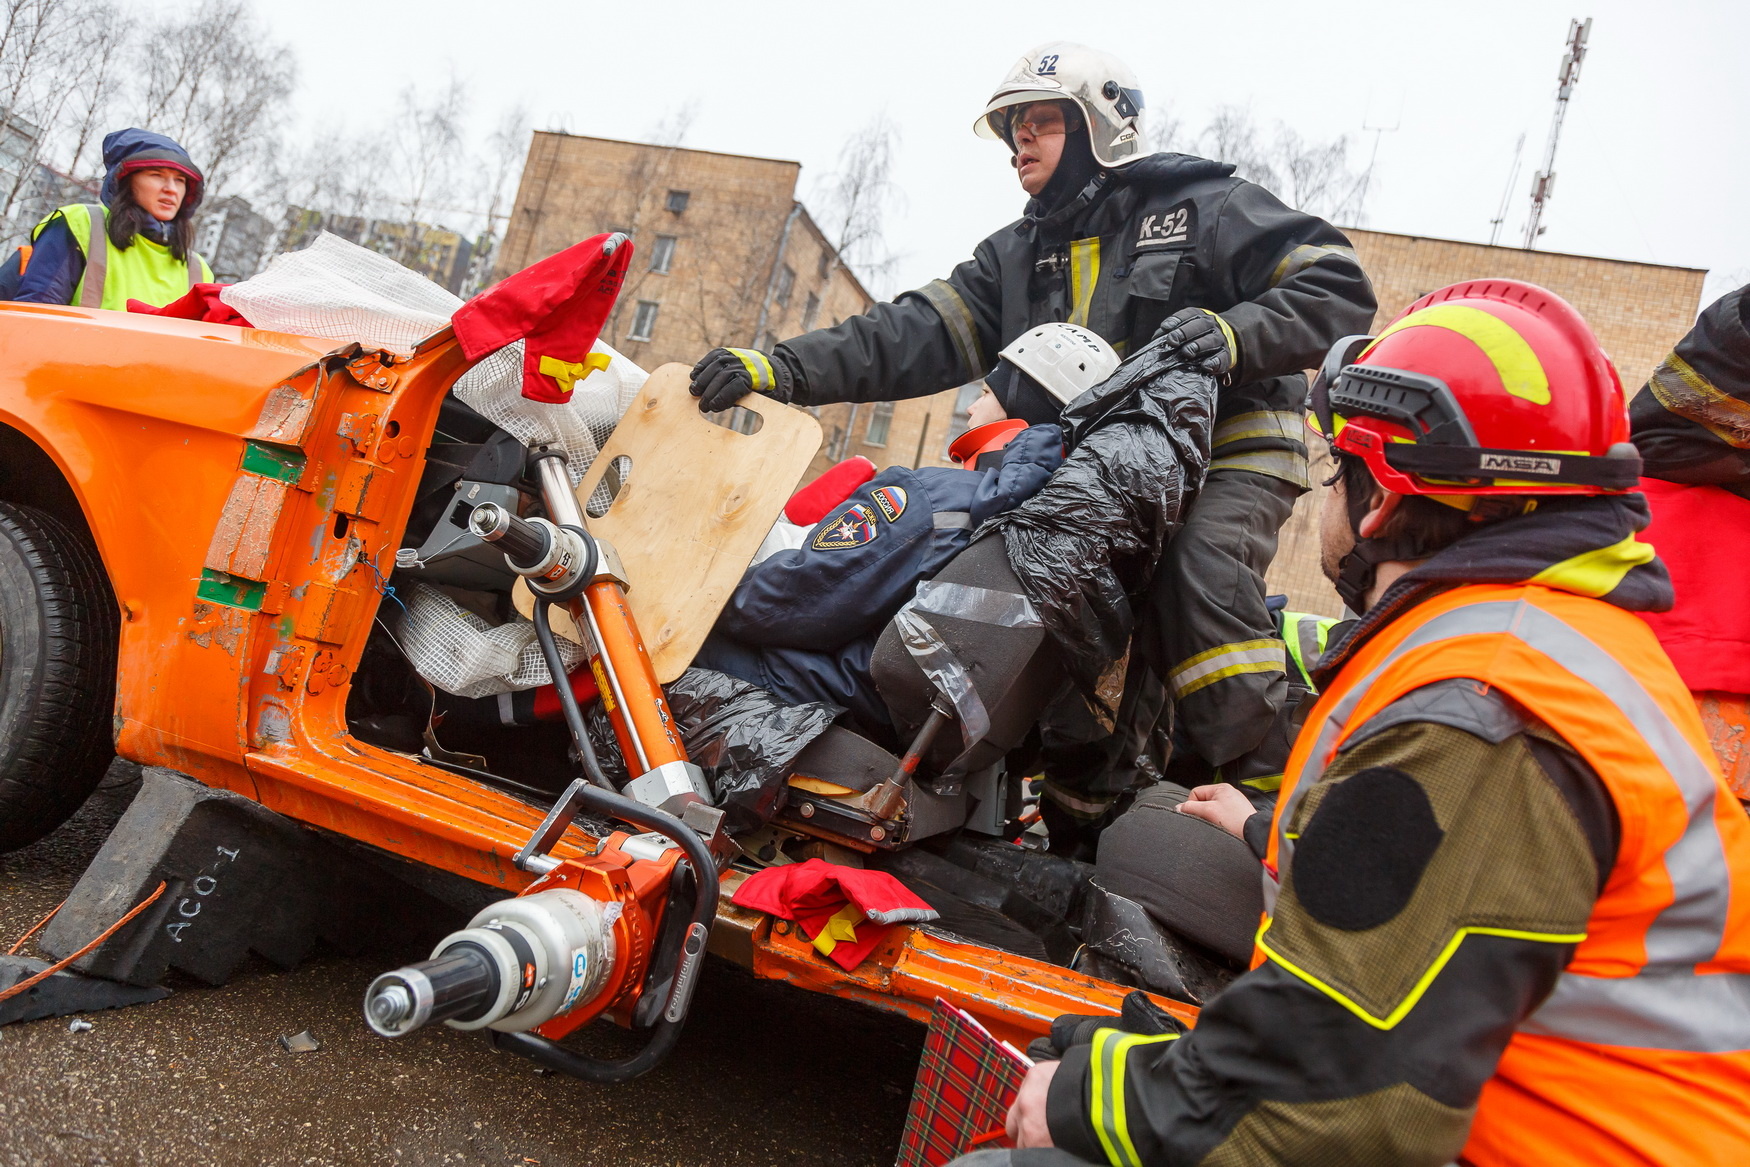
[973,41,1149,169]
[999,322,1121,406]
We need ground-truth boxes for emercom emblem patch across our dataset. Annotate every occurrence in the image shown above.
[869,485,908,523]
[814,502,880,550]
[1136,200,1195,251]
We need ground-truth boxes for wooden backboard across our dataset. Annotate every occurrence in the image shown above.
[515,363,822,682]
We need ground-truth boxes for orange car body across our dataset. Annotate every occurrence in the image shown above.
[0,303,1195,1044]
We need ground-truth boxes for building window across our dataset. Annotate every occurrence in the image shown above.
[865,401,894,447]
[629,300,660,342]
[665,190,690,214]
[817,251,831,279]
[801,292,820,332]
[774,264,795,309]
[649,235,677,274]
[943,381,985,452]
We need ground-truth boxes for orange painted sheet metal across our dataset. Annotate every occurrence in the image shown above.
[719,872,1198,1047]
[1699,692,1750,801]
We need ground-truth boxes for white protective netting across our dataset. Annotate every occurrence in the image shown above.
[396,584,587,699]
[220,232,462,354]
[223,232,651,697]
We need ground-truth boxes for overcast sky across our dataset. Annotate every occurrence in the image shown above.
[154,0,1750,311]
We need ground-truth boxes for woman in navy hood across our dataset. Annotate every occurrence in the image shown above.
[15,128,212,308]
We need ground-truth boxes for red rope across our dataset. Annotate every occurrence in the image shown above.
[0,881,168,1003]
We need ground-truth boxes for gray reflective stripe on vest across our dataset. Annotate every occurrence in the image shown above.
[1271,596,1745,1049]
[79,204,105,308]
[1521,968,1750,1053]
[932,511,972,530]
[186,251,201,290]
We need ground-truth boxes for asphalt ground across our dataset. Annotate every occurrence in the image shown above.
[0,764,927,1166]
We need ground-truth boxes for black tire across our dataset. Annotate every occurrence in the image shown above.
[0,501,119,852]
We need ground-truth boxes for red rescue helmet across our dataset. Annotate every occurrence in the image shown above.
[1309,279,1641,497]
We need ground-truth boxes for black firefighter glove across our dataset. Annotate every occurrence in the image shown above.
[1025,989,1186,1062]
[689,347,799,413]
[1152,307,1238,377]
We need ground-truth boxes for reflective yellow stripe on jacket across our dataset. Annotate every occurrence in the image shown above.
[53,203,209,311]
[1169,638,1286,700]
[1090,1027,1179,1167]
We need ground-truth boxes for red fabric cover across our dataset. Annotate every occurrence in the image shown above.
[530,666,602,722]
[1638,478,1750,694]
[731,858,937,971]
[785,456,877,524]
[452,233,633,403]
[126,283,250,326]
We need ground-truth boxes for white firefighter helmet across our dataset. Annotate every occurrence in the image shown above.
[999,322,1121,406]
[973,42,1148,169]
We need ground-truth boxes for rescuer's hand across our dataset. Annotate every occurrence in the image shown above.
[1177,783,1256,840]
[1005,1059,1059,1148]
[689,347,796,412]
[1152,307,1237,376]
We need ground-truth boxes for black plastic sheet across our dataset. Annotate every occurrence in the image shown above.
[587,668,839,834]
[984,341,1217,712]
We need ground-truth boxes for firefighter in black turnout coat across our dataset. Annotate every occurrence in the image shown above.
[689,41,1377,845]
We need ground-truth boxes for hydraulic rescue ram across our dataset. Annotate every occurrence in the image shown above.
[361,447,725,1082]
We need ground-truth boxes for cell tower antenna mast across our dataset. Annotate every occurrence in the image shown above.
[1489,133,1526,247]
[1524,17,1592,249]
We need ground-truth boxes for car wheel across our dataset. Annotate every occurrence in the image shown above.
[0,501,119,852]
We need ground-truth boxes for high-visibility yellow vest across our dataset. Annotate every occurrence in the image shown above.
[38,203,210,310]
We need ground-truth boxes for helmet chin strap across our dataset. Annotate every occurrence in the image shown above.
[1333,472,1442,614]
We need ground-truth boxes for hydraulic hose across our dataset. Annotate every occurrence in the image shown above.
[500,597,718,1083]
[532,601,616,793]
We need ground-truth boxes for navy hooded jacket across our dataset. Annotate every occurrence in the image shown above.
[695,423,1063,727]
[717,423,1063,648]
[16,129,205,305]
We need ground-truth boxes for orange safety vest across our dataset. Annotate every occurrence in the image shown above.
[1264,583,1750,1166]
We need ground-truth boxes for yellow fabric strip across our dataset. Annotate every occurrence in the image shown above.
[809,903,864,957]
[1241,772,1284,792]
[1068,237,1102,329]
[1363,304,1551,405]
[1647,350,1750,448]
[1268,243,1358,288]
[1528,534,1656,599]
[1255,918,1586,1031]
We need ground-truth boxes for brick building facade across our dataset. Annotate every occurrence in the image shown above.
[496,132,973,480]
[1265,229,1709,617]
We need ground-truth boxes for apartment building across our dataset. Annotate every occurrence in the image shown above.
[496,131,976,479]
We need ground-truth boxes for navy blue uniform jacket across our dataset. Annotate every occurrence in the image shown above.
[696,424,1062,726]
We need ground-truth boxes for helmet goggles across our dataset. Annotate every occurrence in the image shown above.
[1309,334,1642,495]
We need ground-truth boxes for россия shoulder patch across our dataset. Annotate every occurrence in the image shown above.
[869,485,907,523]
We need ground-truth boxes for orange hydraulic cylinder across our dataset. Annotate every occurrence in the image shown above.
[572,580,684,778]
